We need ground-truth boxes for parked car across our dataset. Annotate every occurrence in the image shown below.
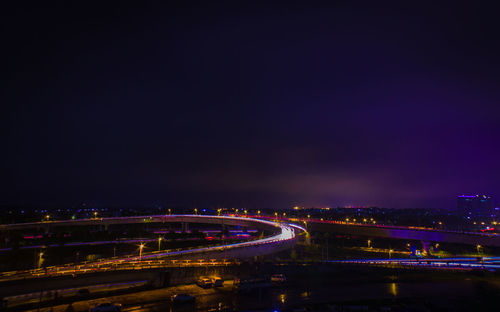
[271,274,286,283]
[171,293,195,303]
[89,302,122,312]
[196,277,213,288]
[211,276,224,287]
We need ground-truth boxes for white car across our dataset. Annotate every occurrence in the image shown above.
[89,302,122,312]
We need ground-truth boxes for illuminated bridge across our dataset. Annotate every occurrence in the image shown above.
[302,219,500,249]
[329,256,500,271]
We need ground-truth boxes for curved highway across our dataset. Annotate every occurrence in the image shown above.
[0,215,303,281]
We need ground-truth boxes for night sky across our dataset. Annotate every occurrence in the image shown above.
[2,2,500,210]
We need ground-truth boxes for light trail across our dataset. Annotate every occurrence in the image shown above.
[327,256,500,271]
[0,215,302,281]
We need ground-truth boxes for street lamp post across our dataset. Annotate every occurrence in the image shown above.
[139,243,145,260]
[158,237,162,251]
[38,251,44,269]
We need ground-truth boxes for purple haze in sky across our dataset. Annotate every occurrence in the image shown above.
[1,2,500,209]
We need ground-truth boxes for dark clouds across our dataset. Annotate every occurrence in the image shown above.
[2,1,500,209]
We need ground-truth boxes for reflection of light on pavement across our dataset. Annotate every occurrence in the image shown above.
[389,283,398,296]
[279,293,286,304]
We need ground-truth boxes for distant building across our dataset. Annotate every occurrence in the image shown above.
[457,195,494,218]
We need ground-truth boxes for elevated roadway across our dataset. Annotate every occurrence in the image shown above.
[0,214,283,231]
[304,219,500,247]
[0,216,302,284]
[329,256,500,271]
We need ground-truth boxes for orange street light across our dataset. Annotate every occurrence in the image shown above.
[139,243,145,260]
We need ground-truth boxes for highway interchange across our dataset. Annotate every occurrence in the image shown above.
[1,214,500,308]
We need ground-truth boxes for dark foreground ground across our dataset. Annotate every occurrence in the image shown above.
[12,264,500,312]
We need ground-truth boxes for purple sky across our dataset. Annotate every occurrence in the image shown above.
[2,2,500,209]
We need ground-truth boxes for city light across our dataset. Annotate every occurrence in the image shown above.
[139,243,145,260]
[38,251,44,268]
[4,5,500,311]
[279,293,286,304]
